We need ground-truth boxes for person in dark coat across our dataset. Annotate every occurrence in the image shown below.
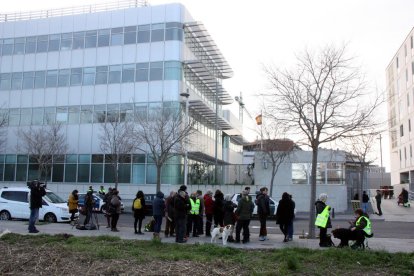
[375,190,382,216]
[28,180,46,233]
[276,192,295,242]
[83,190,95,227]
[110,189,122,232]
[256,187,270,241]
[164,191,176,237]
[315,193,332,247]
[223,194,237,242]
[362,191,369,213]
[213,189,224,227]
[152,191,165,239]
[132,190,146,234]
[401,188,409,206]
[174,189,191,243]
[103,187,113,228]
[235,190,254,243]
[203,190,214,237]
[288,194,295,240]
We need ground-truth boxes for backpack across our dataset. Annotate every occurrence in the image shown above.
[133,198,142,209]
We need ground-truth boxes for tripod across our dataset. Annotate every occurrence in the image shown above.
[72,208,100,230]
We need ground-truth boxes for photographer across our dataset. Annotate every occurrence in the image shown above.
[28,180,46,233]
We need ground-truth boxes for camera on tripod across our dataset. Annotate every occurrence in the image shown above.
[27,180,46,189]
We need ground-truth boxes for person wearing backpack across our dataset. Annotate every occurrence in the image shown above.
[132,190,146,234]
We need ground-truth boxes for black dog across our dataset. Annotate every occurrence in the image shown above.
[332,228,365,248]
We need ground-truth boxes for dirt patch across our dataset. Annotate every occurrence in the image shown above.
[0,238,243,275]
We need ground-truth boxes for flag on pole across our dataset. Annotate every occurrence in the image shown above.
[255,114,262,125]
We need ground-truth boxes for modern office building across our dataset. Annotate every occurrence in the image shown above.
[0,0,244,197]
[386,27,414,191]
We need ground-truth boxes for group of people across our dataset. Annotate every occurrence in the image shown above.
[67,185,122,232]
[316,193,372,249]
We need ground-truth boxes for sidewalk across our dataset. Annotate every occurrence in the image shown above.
[1,220,413,253]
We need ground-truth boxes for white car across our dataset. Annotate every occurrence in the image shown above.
[0,187,72,222]
[230,193,278,217]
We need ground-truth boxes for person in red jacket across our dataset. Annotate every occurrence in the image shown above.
[203,190,214,237]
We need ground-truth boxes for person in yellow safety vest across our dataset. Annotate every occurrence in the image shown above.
[315,193,332,247]
[349,208,372,249]
[98,185,106,196]
[187,192,201,238]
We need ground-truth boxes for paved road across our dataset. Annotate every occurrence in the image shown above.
[105,213,414,239]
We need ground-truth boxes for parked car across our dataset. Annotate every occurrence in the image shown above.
[0,186,72,222]
[77,192,124,213]
[230,193,278,217]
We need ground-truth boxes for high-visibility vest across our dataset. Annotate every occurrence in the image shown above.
[315,205,330,228]
[356,216,372,235]
[190,198,200,215]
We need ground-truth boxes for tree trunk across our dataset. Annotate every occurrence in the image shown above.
[114,162,119,190]
[269,165,276,198]
[156,165,162,192]
[308,147,318,239]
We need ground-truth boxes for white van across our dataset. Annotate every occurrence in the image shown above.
[0,187,72,222]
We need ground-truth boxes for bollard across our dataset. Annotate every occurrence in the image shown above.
[332,207,335,219]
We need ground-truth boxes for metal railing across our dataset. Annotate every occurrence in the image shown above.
[0,0,148,22]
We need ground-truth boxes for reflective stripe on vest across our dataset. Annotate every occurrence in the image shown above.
[315,205,330,228]
[356,216,372,235]
[190,198,200,215]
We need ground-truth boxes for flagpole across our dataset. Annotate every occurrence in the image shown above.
[260,110,263,151]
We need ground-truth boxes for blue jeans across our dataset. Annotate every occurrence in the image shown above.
[362,202,368,213]
[153,215,163,234]
[28,208,39,232]
[288,219,294,239]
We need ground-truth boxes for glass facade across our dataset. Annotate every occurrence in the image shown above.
[0,61,182,91]
[0,22,183,56]
[0,153,185,185]
[292,162,345,185]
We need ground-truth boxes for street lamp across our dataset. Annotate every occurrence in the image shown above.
[180,88,190,187]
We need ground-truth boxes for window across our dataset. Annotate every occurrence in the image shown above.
[94,105,106,123]
[165,22,183,41]
[11,72,22,90]
[72,32,85,50]
[2,39,13,55]
[58,69,70,87]
[25,37,36,53]
[46,70,58,88]
[0,73,11,91]
[68,106,80,124]
[85,30,97,48]
[20,108,31,126]
[137,25,150,43]
[1,191,28,202]
[164,61,182,80]
[23,72,35,89]
[70,68,83,86]
[8,109,20,126]
[45,107,56,124]
[409,119,412,132]
[83,67,96,85]
[80,105,93,124]
[107,104,119,122]
[111,27,123,46]
[400,124,404,137]
[32,108,44,125]
[34,71,46,89]
[122,64,135,83]
[108,65,121,84]
[36,35,48,53]
[136,63,149,81]
[14,37,25,54]
[48,34,60,51]
[98,29,110,47]
[95,66,108,85]
[124,26,137,44]
[151,23,165,42]
[60,33,72,50]
[56,107,68,123]
[150,62,163,80]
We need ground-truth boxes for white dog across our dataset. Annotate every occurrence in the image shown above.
[211,225,234,245]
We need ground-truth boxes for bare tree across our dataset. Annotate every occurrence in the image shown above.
[134,106,195,192]
[99,114,140,189]
[259,125,295,197]
[263,45,382,238]
[18,123,68,182]
[342,128,380,205]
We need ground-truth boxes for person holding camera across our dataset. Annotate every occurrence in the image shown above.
[28,180,46,233]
